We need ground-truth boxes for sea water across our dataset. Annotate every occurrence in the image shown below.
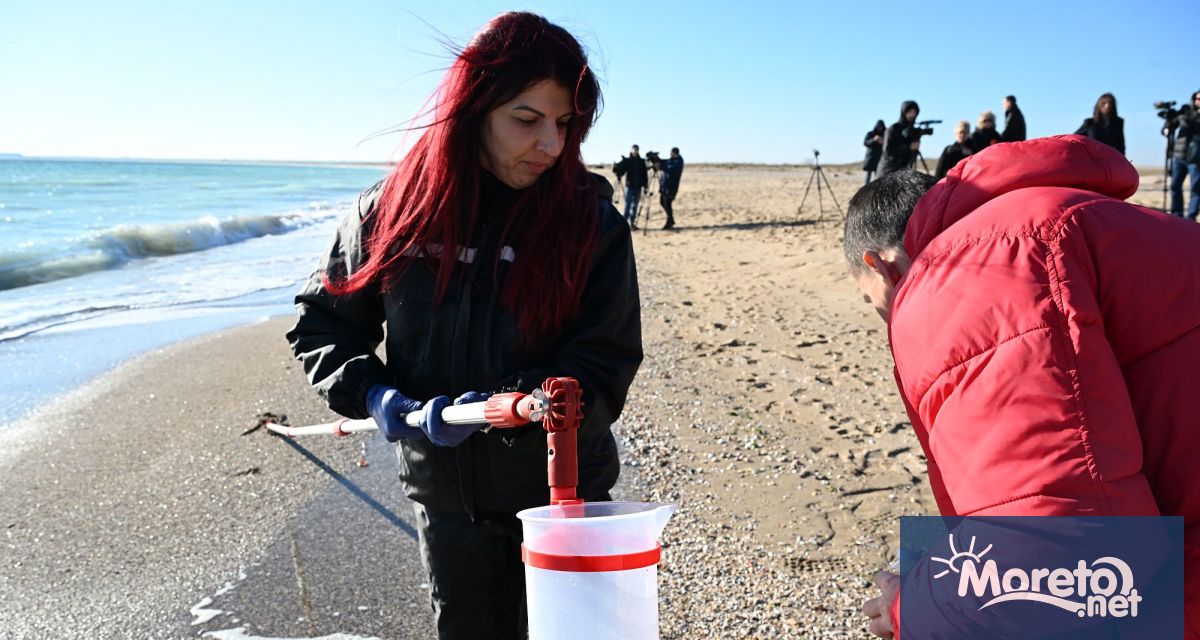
[0,157,387,426]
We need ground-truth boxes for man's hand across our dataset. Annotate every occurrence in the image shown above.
[862,570,899,638]
[909,140,921,151]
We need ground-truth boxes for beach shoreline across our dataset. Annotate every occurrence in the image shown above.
[0,164,1171,638]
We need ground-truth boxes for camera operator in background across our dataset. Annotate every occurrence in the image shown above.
[1164,90,1200,220]
[651,147,685,230]
[880,100,928,176]
[863,120,886,184]
[935,120,974,180]
[613,144,649,229]
[1001,95,1026,142]
[970,110,1001,152]
[1075,92,1125,155]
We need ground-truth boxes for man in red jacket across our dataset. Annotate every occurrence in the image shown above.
[845,135,1200,638]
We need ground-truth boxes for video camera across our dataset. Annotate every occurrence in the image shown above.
[914,119,942,138]
[1155,100,1179,121]
[644,150,662,166]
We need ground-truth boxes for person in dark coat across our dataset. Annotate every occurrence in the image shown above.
[655,147,684,229]
[935,120,974,179]
[1167,90,1200,220]
[1075,92,1125,155]
[1000,95,1026,142]
[286,13,642,639]
[863,120,886,184]
[880,101,923,176]
[969,110,1001,153]
[613,145,649,229]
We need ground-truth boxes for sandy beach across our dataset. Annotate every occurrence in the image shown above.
[0,162,1171,638]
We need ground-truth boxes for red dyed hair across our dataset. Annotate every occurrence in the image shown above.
[331,12,602,339]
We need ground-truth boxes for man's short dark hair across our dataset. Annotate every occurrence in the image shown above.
[1005,95,1017,103]
[843,171,937,274]
[671,147,679,154]
[632,144,639,150]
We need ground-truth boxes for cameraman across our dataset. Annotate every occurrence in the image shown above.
[614,144,649,229]
[880,100,923,176]
[1168,90,1200,220]
[653,147,685,230]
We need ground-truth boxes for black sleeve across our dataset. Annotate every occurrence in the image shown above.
[1074,119,1091,137]
[1115,118,1126,155]
[507,205,643,434]
[285,185,391,419]
[935,146,951,179]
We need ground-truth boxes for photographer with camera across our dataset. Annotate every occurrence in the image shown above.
[650,147,685,230]
[1164,91,1200,220]
[1075,92,1125,155]
[880,101,934,176]
[613,144,649,229]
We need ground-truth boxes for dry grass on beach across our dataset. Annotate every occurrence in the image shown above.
[0,161,1169,638]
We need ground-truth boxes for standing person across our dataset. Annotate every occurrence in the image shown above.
[286,13,643,639]
[1000,94,1026,142]
[934,120,974,179]
[1075,92,1125,155]
[1167,90,1200,220]
[655,147,685,229]
[880,101,923,176]
[614,144,648,229]
[863,120,886,183]
[969,110,1001,152]
[844,136,1200,638]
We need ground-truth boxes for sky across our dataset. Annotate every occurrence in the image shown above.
[1,0,1194,167]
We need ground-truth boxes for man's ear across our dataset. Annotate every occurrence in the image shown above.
[862,251,903,286]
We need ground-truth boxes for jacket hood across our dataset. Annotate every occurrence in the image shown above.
[905,135,1139,258]
[874,119,886,131]
[899,100,919,120]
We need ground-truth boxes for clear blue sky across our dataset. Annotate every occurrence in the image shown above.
[1,0,1193,167]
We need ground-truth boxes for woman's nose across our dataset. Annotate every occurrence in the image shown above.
[537,122,564,158]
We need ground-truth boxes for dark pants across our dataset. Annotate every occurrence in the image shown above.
[1170,158,1200,220]
[413,503,527,640]
[660,187,676,227]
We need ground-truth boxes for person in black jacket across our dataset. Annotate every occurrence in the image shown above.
[935,120,975,179]
[1075,92,1125,155]
[1000,95,1026,142]
[1167,90,1200,220]
[969,110,1001,153]
[286,13,642,639]
[863,120,886,184]
[880,101,923,176]
[613,145,648,229]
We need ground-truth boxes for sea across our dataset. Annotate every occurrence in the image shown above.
[0,157,388,426]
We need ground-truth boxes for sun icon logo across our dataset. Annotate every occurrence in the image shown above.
[930,534,993,579]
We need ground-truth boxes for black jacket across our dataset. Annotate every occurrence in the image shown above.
[935,141,973,179]
[1001,105,1026,143]
[1171,106,1200,164]
[881,101,921,176]
[287,172,643,517]
[863,121,885,171]
[614,155,649,190]
[969,127,1001,154]
[1075,116,1125,155]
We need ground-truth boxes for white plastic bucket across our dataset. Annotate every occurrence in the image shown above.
[518,501,676,640]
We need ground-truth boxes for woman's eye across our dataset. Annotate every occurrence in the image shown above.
[516,119,537,126]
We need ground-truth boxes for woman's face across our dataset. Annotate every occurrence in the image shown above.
[1099,97,1114,116]
[480,80,573,189]
[956,127,969,143]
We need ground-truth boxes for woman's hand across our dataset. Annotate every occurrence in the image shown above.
[419,391,493,447]
[366,385,425,442]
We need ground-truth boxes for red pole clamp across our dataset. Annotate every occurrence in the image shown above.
[541,377,583,505]
[483,392,536,428]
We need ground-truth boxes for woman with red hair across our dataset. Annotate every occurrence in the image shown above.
[286,12,642,638]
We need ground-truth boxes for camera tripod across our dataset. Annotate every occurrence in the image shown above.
[796,149,844,222]
[1161,125,1176,211]
[638,163,660,235]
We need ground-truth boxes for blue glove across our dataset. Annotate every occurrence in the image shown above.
[366,385,425,443]
[419,391,492,447]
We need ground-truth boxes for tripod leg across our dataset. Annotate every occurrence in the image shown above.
[816,170,825,223]
[817,167,845,216]
[796,168,819,220]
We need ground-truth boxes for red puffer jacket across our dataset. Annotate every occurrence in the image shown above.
[888,135,1200,637]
